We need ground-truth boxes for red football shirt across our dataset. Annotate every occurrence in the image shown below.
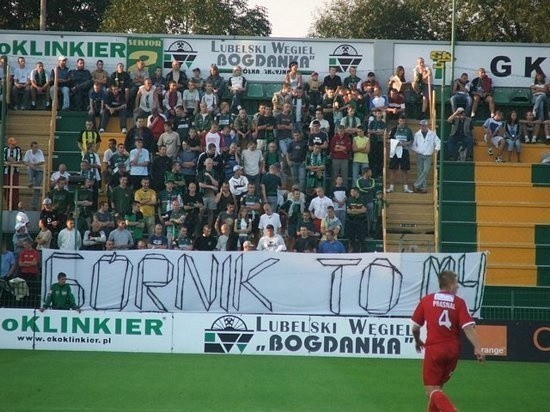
[18,248,39,276]
[411,291,475,347]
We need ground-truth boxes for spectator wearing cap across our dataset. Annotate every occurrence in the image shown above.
[257,224,286,252]
[12,222,32,259]
[35,217,53,250]
[360,71,380,99]
[40,197,61,237]
[447,107,473,161]
[50,55,71,110]
[3,136,22,209]
[411,120,441,193]
[306,71,322,109]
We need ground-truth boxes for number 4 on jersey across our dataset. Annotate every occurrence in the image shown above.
[438,309,452,330]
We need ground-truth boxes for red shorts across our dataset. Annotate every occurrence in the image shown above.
[423,344,459,386]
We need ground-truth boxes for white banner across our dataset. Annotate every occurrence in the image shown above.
[41,251,486,317]
[0,309,425,358]
[0,33,128,75]
[0,309,172,352]
[173,313,425,359]
[394,42,550,87]
[161,38,374,81]
[2,30,546,86]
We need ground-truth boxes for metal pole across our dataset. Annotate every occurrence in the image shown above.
[40,0,47,31]
[450,0,457,86]
[438,64,446,252]
[0,57,8,251]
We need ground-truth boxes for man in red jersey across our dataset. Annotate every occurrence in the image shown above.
[411,270,485,412]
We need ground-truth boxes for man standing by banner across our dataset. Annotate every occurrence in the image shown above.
[411,270,484,412]
[40,272,80,312]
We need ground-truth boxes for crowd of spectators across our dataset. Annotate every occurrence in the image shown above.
[2,53,549,309]
[2,56,550,260]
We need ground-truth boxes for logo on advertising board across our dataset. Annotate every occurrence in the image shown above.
[477,325,507,357]
[164,40,197,69]
[204,315,254,354]
[127,37,163,75]
[329,44,362,73]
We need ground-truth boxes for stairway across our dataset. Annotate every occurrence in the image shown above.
[5,110,52,209]
[384,136,437,252]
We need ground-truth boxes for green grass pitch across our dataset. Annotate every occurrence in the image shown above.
[1,350,547,411]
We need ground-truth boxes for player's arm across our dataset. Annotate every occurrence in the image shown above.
[411,323,424,352]
[463,324,485,362]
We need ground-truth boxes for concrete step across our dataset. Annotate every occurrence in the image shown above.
[477,201,550,223]
[476,183,549,203]
[484,263,538,287]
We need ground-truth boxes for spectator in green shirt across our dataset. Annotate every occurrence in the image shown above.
[40,272,79,312]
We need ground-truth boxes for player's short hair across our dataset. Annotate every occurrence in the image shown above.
[438,270,457,289]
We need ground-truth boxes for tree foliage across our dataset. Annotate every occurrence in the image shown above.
[100,0,271,36]
[0,0,110,32]
[310,0,550,43]
[0,0,271,37]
